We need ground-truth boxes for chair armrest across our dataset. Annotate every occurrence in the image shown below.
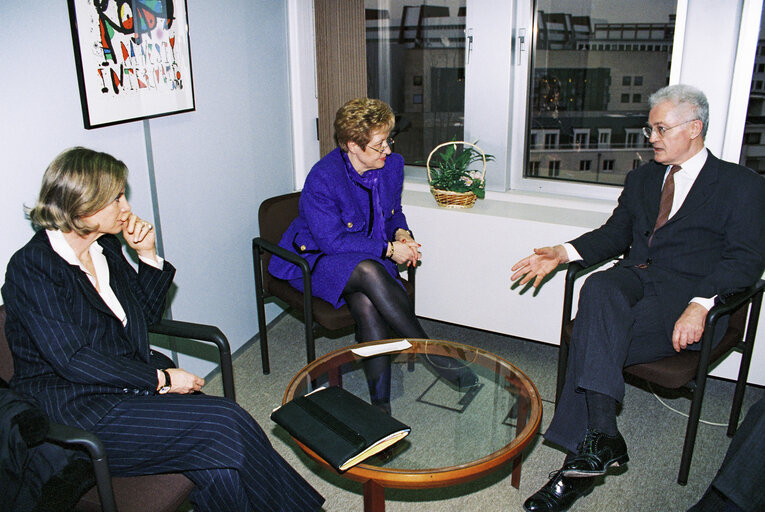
[252,237,311,278]
[148,320,235,402]
[47,423,117,512]
[706,280,765,327]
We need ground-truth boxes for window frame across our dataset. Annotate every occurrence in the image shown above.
[289,0,760,201]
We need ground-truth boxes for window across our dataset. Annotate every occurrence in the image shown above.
[548,160,561,176]
[625,129,642,148]
[573,129,590,149]
[529,131,540,149]
[524,0,676,186]
[365,1,465,165]
[744,132,761,145]
[739,8,765,176]
[632,159,642,169]
[544,131,559,149]
[579,159,592,171]
[528,160,541,176]
[598,129,611,148]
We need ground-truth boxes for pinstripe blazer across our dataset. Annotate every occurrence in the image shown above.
[571,151,765,338]
[1,230,175,430]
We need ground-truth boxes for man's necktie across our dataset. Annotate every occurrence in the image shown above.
[649,164,681,246]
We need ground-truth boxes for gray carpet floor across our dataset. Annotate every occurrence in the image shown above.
[203,313,764,512]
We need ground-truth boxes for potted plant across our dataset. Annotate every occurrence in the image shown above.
[426,140,495,208]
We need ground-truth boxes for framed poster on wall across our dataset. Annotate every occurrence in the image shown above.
[67,0,195,129]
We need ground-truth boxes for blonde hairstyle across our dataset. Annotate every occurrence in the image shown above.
[334,98,395,152]
[28,147,128,236]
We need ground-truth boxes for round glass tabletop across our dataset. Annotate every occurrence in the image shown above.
[283,338,542,490]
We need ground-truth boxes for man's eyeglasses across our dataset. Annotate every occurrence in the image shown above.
[642,119,696,139]
[367,138,394,154]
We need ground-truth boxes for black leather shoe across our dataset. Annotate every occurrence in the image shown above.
[562,429,628,477]
[523,470,595,512]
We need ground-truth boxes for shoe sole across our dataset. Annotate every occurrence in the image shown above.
[561,454,629,477]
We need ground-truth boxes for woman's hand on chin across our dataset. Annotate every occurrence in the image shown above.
[122,213,157,260]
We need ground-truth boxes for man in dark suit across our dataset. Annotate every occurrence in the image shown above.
[511,84,765,512]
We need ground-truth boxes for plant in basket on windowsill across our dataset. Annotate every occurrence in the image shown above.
[426,140,495,208]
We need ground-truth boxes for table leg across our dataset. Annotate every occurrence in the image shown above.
[363,480,385,512]
[329,366,343,387]
[511,395,530,488]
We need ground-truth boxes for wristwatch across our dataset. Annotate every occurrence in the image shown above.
[158,369,172,394]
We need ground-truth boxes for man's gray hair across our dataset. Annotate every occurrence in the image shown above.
[648,84,709,138]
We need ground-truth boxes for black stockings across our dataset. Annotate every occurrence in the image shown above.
[342,260,428,409]
[342,260,427,343]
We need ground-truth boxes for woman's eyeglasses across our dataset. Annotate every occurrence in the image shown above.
[367,138,395,154]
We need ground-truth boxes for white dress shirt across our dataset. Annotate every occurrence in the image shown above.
[47,230,164,326]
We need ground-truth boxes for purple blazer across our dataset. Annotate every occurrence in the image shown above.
[268,147,410,307]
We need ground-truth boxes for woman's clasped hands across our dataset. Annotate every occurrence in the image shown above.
[390,229,421,267]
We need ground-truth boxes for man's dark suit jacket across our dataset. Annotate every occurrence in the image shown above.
[570,151,765,340]
[1,230,175,430]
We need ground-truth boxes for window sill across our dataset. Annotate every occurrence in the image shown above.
[402,181,615,230]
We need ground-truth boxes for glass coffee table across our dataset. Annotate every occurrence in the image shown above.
[282,338,542,512]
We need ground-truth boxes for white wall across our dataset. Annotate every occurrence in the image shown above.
[1,1,295,377]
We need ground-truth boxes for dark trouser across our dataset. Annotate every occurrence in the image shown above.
[545,265,683,453]
[91,394,324,512]
[712,397,765,512]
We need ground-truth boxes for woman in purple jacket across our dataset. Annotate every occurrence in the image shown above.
[268,98,428,410]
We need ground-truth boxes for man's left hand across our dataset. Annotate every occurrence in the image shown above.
[672,302,708,352]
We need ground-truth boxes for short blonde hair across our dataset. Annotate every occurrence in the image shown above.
[334,98,395,152]
[29,147,128,236]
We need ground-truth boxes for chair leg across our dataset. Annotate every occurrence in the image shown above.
[252,245,270,374]
[678,377,708,485]
[728,293,762,436]
[302,285,316,364]
[555,339,569,408]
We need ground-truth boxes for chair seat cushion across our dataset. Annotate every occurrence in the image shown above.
[77,473,194,512]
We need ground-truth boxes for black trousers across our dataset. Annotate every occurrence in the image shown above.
[545,265,689,453]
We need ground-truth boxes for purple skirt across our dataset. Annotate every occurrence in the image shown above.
[287,252,402,308]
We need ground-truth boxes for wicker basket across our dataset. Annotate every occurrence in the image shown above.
[426,141,488,209]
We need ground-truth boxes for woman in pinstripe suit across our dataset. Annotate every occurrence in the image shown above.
[1,147,324,511]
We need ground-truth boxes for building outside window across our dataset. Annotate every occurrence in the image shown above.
[524,0,675,186]
[528,160,541,176]
[365,2,466,166]
[740,8,765,176]
[548,160,561,176]
[580,159,592,171]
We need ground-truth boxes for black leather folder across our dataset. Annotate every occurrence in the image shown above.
[271,386,410,471]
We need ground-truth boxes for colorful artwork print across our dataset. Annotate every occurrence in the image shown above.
[68,0,195,129]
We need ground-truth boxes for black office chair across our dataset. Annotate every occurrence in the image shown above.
[0,304,236,512]
[555,260,764,485]
[252,191,415,374]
